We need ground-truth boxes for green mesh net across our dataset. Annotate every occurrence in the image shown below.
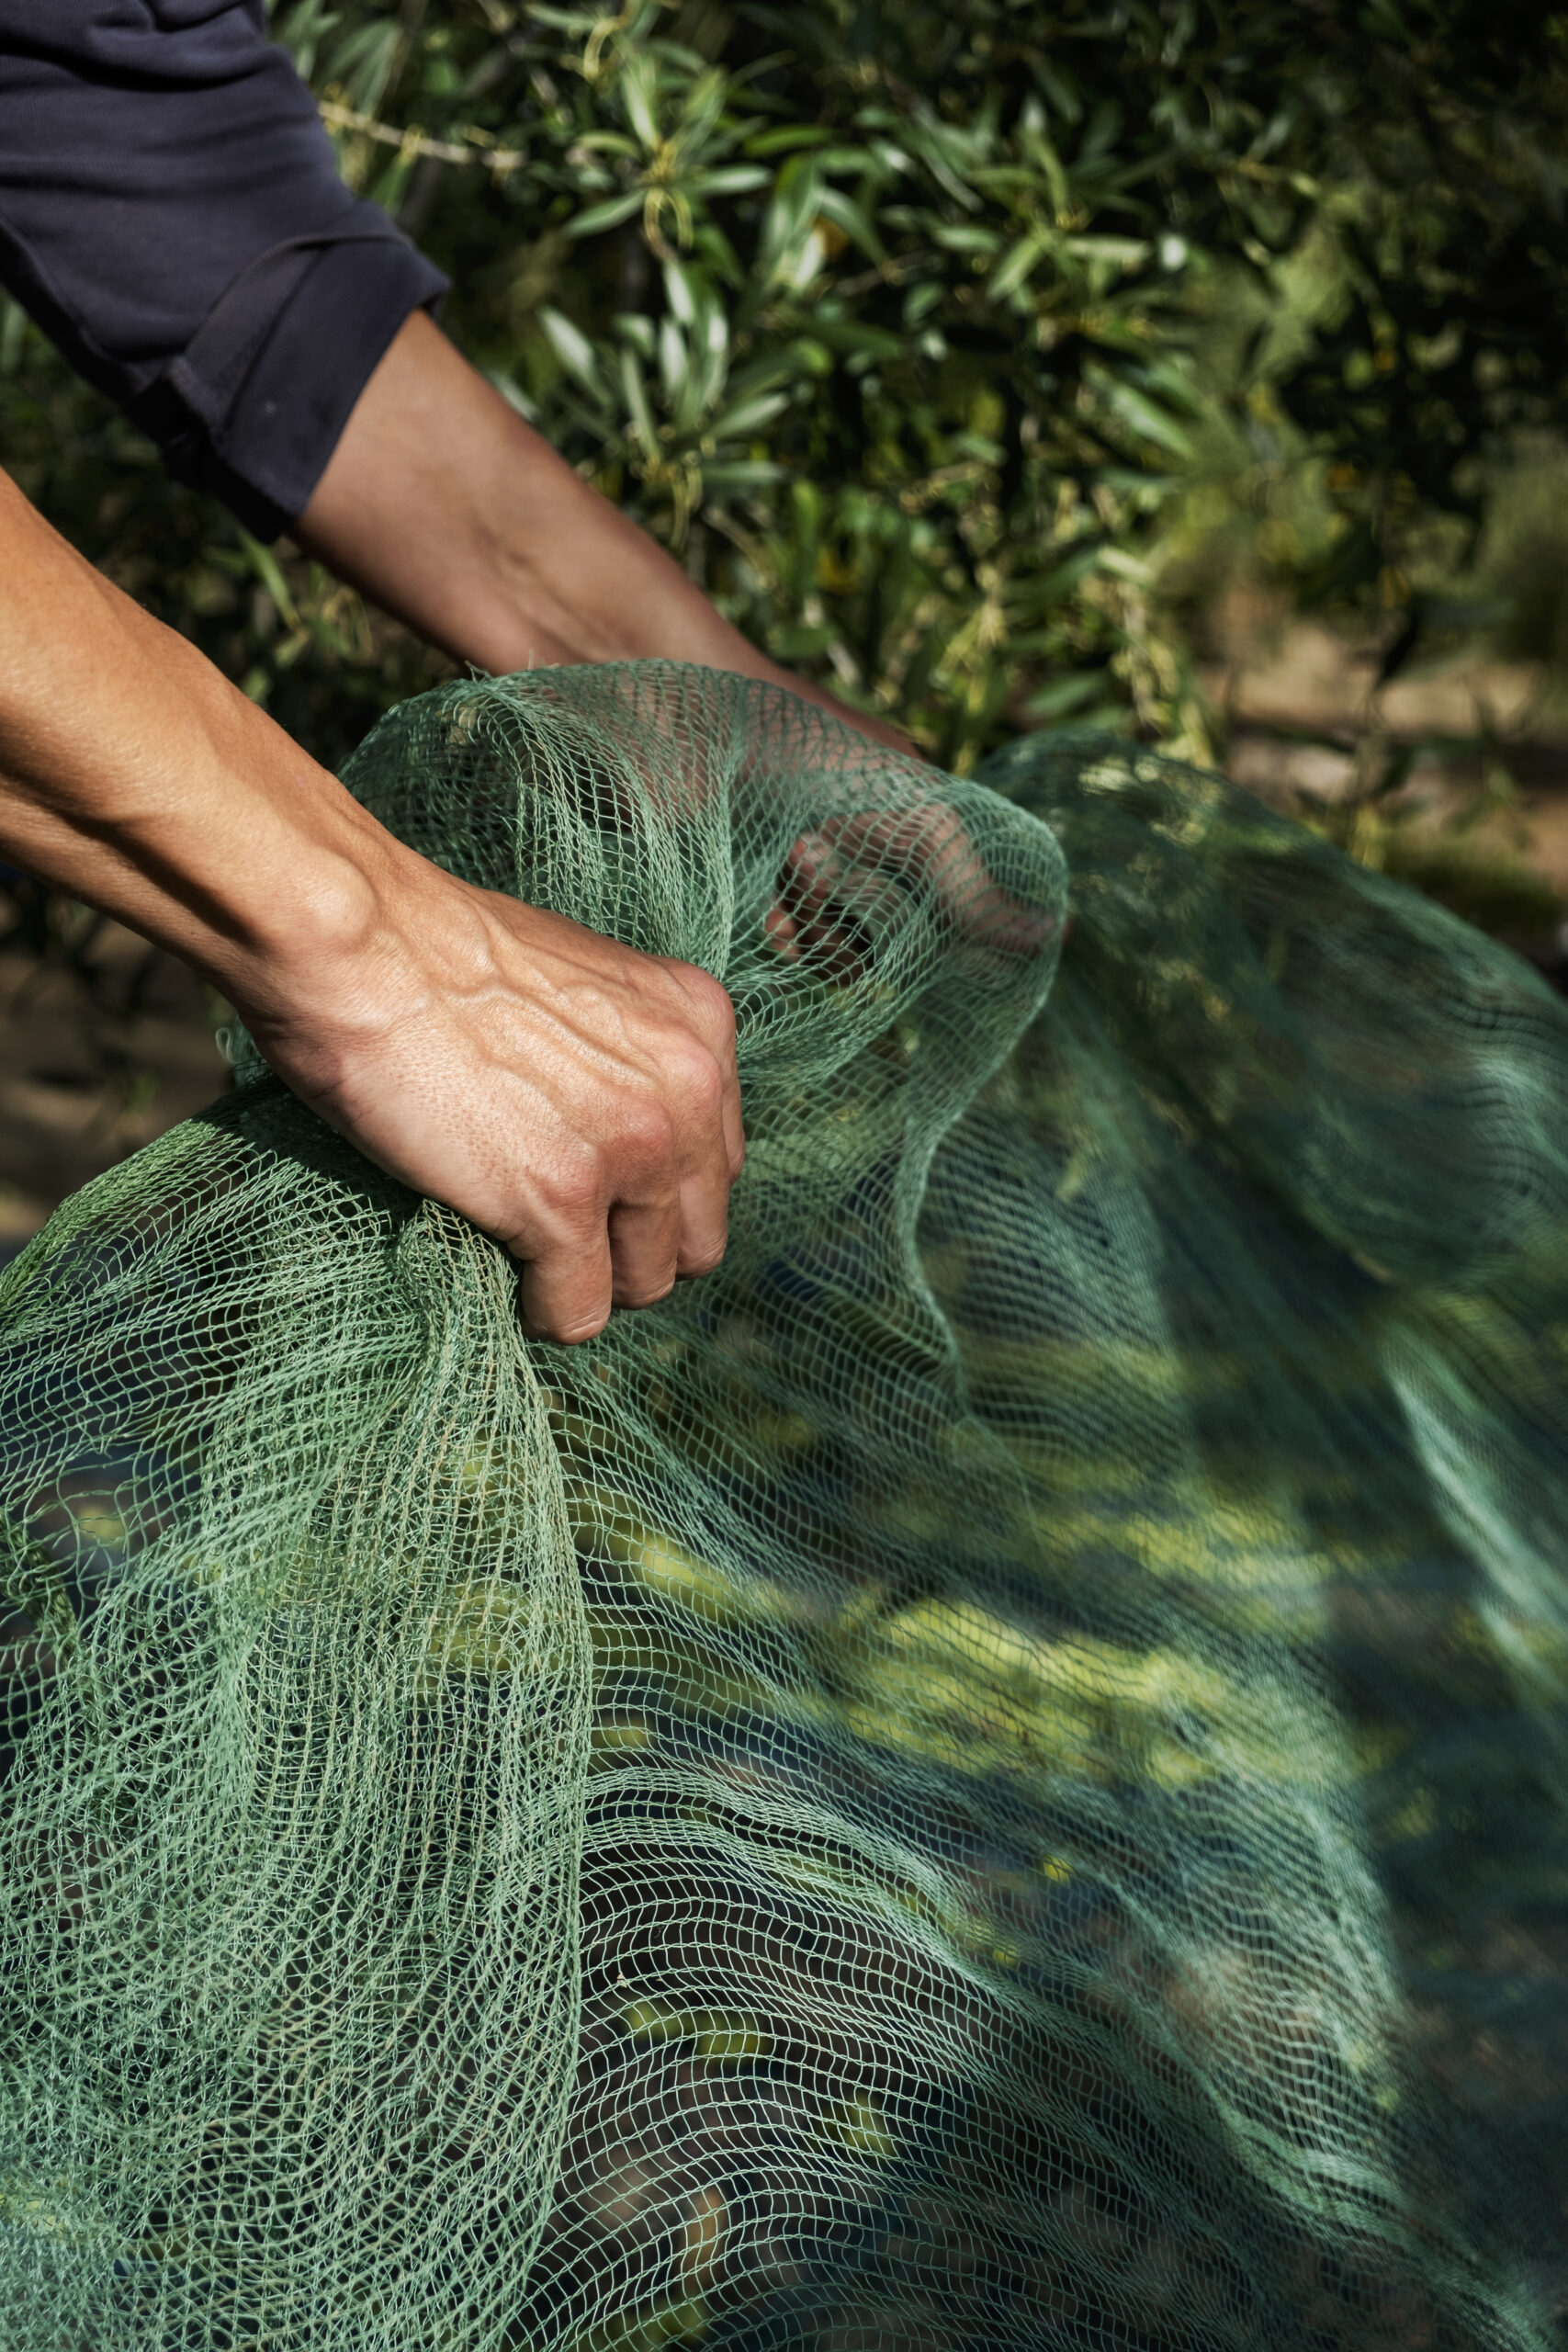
[3,664,1566,2352]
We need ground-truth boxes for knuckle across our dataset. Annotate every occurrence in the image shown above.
[672,1046,726,1121]
[617,1094,678,1174]
[616,1273,678,1310]
[552,1310,612,1346]
[536,1143,609,1232]
[519,1273,613,1347]
[682,965,737,1042]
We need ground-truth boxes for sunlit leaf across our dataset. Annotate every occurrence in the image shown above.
[709,389,790,441]
[620,50,662,152]
[931,223,1001,257]
[744,124,839,158]
[618,346,659,452]
[988,231,1054,303]
[701,458,787,493]
[1100,380,1195,459]
[539,306,605,392]
[1062,236,1151,271]
[566,188,648,240]
[814,187,885,264]
[680,65,729,138]
[689,166,771,197]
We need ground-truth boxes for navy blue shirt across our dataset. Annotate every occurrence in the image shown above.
[0,1,449,536]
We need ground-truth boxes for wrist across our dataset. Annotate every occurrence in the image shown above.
[217,812,434,1068]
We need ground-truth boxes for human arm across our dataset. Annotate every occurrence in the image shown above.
[295,311,914,755]
[0,6,908,747]
[0,469,743,1343]
[299,317,1043,968]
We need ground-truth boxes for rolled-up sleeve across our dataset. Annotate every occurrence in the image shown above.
[0,0,450,537]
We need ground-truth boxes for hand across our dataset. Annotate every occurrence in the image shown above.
[0,479,748,1348]
[243,851,745,1345]
[763,804,1055,977]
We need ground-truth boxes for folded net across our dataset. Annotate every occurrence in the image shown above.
[2,665,1565,2351]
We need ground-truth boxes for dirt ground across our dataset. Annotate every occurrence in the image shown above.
[0,906,228,1261]
[5,621,1567,1261]
[1203,608,1568,902]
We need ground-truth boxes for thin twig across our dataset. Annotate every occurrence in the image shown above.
[317,96,525,175]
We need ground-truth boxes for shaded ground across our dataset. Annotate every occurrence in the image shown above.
[4,621,1567,1256]
[1201,601,1568,978]
[0,891,227,1259]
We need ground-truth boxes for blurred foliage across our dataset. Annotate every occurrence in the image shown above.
[6,0,1568,788]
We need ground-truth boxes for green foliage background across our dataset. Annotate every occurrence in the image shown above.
[5,0,1568,786]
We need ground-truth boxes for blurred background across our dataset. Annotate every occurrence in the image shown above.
[6,0,1568,1253]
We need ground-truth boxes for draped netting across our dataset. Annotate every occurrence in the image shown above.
[2,664,1566,2352]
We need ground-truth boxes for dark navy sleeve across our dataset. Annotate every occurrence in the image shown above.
[0,1,450,537]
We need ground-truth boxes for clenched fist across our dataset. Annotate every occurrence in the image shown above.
[249,858,744,1343]
[0,470,746,1346]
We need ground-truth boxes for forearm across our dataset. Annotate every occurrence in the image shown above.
[0,470,404,1035]
[0,469,744,1341]
[296,312,913,755]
